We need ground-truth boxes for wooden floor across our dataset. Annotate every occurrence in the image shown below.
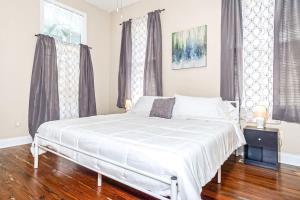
[0,145,300,200]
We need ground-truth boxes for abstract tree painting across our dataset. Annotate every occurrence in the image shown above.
[172,25,207,69]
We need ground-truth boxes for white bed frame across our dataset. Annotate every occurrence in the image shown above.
[33,100,239,200]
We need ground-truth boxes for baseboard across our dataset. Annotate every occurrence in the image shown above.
[0,135,32,149]
[280,152,300,167]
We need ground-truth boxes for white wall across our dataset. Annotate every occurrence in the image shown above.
[110,0,221,113]
[0,0,111,139]
[109,0,300,157]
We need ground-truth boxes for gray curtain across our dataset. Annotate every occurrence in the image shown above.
[220,0,243,101]
[273,0,300,123]
[144,10,163,96]
[79,44,97,117]
[117,20,132,108]
[28,34,59,138]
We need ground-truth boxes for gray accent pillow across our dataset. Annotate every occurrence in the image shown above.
[149,98,176,119]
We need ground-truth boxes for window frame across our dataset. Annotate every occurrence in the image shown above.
[40,0,87,44]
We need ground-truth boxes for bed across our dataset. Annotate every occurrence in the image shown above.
[33,96,246,200]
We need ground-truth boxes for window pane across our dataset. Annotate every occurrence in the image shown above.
[42,1,85,44]
[242,0,274,119]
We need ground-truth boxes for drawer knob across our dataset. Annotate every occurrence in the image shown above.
[258,138,262,141]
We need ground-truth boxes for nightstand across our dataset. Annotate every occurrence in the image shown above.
[244,126,279,170]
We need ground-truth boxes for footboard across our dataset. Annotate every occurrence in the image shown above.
[33,135,179,200]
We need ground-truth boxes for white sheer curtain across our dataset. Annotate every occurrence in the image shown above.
[242,0,274,119]
[131,16,148,104]
[56,40,80,119]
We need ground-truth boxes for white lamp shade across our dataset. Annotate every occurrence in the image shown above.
[253,105,268,119]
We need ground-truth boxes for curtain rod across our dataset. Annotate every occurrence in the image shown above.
[119,9,165,26]
[34,34,92,49]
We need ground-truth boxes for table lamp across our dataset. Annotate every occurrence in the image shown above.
[125,99,132,112]
[253,105,268,129]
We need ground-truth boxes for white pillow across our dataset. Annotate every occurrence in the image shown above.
[131,96,170,116]
[172,95,227,119]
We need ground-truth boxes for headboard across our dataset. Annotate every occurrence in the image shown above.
[227,101,240,124]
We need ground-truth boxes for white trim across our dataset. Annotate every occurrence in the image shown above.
[0,135,32,149]
[280,152,300,167]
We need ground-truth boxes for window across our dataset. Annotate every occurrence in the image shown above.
[242,0,274,119]
[41,0,87,44]
[131,16,148,104]
[40,0,86,119]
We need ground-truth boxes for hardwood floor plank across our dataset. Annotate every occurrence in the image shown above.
[0,145,300,200]
[6,149,117,200]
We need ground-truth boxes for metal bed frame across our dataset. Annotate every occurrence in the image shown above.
[33,101,239,200]
[34,135,181,200]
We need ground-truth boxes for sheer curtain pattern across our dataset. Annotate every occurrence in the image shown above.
[131,16,148,104]
[56,40,80,119]
[242,0,274,119]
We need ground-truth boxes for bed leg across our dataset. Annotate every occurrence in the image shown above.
[97,173,102,187]
[34,137,39,169]
[217,167,221,184]
[171,176,178,200]
[235,149,239,156]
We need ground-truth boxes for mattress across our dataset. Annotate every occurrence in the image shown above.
[36,113,246,200]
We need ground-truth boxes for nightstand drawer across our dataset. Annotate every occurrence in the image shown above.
[244,129,277,149]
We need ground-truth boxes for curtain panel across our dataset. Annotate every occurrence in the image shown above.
[117,20,132,108]
[220,0,243,102]
[273,0,300,123]
[56,40,80,119]
[143,10,163,96]
[131,15,148,104]
[28,34,60,138]
[79,44,97,117]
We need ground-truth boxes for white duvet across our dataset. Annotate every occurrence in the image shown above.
[36,113,245,200]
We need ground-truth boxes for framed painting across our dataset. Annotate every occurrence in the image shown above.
[172,25,207,69]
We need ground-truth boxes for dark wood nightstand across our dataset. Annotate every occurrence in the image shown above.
[244,126,279,170]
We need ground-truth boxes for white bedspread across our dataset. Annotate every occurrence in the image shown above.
[36,113,245,200]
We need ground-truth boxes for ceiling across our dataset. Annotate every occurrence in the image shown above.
[84,0,142,12]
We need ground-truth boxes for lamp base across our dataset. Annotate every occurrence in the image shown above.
[256,117,265,129]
